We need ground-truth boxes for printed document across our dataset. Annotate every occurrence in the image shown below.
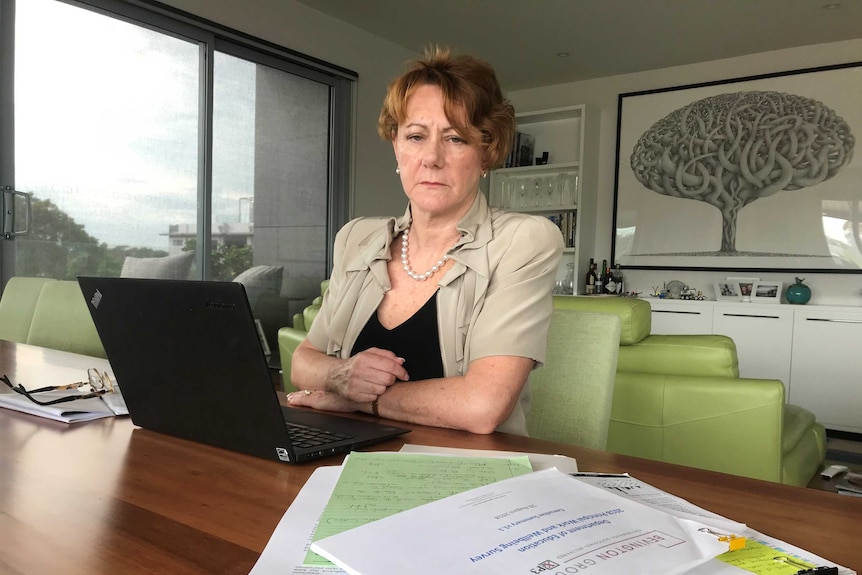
[305,452,532,565]
[311,468,729,575]
[250,465,344,575]
[252,463,855,575]
[399,443,579,472]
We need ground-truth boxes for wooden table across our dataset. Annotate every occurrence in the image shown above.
[1,340,860,574]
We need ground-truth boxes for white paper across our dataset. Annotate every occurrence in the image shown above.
[250,466,347,575]
[399,443,579,473]
[252,464,855,575]
[1,349,127,422]
[0,389,125,422]
[684,530,857,575]
[572,474,746,534]
[575,475,855,575]
[311,468,729,575]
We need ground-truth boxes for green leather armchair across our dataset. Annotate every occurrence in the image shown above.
[553,295,826,486]
[277,280,328,391]
[276,286,826,485]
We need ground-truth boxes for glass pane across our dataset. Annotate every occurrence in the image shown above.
[210,51,330,351]
[13,0,199,280]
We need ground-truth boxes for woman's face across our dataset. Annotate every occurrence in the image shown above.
[392,84,484,222]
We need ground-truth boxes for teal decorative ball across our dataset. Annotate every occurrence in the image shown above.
[785,277,811,304]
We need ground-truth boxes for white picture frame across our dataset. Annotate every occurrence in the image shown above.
[727,276,760,302]
[714,281,741,301]
[751,281,783,303]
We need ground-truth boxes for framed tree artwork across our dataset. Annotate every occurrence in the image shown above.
[612,61,862,273]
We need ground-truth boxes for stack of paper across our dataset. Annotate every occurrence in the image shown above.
[304,452,533,566]
[311,466,729,575]
[836,472,862,497]
[0,387,128,423]
[250,449,856,575]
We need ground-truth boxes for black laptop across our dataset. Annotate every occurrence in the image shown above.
[77,276,409,463]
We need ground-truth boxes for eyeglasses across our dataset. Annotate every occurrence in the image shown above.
[1,368,115,406]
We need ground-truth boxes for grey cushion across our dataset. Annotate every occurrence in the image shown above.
[233,265,284,304]
[121,252,195,280]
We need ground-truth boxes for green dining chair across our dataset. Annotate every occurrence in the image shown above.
[0,277,57,344]
[526,309,621,450]
[26,280,107,359]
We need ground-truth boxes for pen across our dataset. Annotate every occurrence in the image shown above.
[793,567,839,575]
[569,472,630,478]
[773,555,838,575]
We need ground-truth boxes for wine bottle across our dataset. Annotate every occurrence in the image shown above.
[603,263,615,294]
[596,259,607,294]
[614,264,624,295]
[585,261,597,295]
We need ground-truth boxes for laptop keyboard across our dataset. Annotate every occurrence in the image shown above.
[286,421,353,448]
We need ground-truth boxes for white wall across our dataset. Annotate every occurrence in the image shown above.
[158,0,417,219]
[507,39,862,307]
[146,3,862,305]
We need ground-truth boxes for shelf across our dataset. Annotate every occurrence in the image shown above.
[488,102,596,297]
[505,204,577,214]
[516,105,583,125]
[494,162,579,175]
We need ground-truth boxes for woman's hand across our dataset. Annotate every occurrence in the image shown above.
[286,389,363,413]
[327,347,409,403]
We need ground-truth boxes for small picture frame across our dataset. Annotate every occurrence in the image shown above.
[751,281,783,303]
[714,281,741,301]
[727,276,760,302]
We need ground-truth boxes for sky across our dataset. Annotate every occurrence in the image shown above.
[14,0,256,250]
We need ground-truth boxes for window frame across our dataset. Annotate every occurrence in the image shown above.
[0,0,353,284]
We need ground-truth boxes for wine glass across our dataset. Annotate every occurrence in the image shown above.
[564,263,576,295]
[545,176,555,206]
[561,175,573,206]
[517,180,527,209]
[568,173,579,204]
[500,179,512,208]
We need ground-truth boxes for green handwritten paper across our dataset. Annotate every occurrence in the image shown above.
[304,452,532,565]
[716,539,816,574]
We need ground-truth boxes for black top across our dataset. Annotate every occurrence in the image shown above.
[351,292,444,381]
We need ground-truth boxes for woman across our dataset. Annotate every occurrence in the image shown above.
[287,48,563,435]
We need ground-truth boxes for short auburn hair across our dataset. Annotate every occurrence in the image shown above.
[377,47,515,170]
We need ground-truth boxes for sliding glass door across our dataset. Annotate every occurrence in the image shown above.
[0,0,353,354]
[11,0,200,279]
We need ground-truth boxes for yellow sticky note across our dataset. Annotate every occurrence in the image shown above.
[716,539,816,575]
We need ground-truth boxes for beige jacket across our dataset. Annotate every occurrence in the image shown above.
[306,192,564,435]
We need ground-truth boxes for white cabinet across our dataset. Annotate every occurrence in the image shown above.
[789,308,862,434]
[712,304,794,394]
[645,298,862,433]
[488,105,598,294]
[650,300,713,334]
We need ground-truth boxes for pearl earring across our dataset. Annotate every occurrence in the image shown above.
[482,171,487,178]
[395,167,400,175]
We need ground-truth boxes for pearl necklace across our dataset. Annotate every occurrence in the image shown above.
[401,227,450,281]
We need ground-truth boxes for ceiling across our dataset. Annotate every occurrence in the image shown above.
[296,0,862,91]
